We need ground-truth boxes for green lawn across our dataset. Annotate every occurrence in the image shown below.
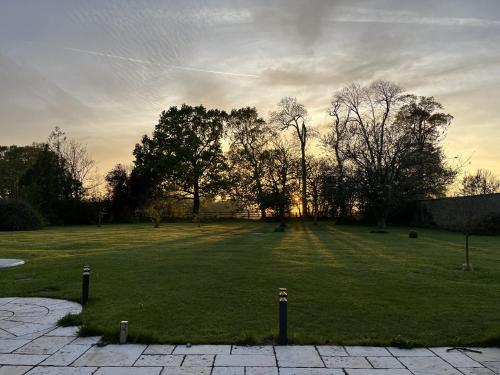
[1,222,499,347]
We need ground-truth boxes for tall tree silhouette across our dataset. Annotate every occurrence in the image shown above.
[134,104,228,215]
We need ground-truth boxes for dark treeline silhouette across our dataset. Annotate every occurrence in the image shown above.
[0,127,99,229]
[8,80,496,230]
[105,80,457,228]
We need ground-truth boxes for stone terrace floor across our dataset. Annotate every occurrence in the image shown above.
[0,298,499,374]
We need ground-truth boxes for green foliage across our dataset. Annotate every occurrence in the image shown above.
[19,145,80,224]
[105,164,132,223]
[391,335,416,349]
[134,104,229,214]
[0,200,43,231]
[227,107,274,216]
[0,145,42,200]
[58,313,83,327]
[409,230,418,238]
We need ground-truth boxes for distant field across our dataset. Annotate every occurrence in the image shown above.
[1,222,499,346]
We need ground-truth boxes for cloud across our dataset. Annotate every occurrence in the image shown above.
[1,0,500,175]
[0,52,94,140]
[332,7,500,27]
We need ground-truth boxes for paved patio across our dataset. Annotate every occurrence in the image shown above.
[0,298,499,374]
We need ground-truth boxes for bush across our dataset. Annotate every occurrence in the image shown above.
[409,230,418,239]
[0,200,43,231]
[52,199,103,225]
[475,213,500,235]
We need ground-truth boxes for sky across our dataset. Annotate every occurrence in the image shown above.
[1,0,500,179]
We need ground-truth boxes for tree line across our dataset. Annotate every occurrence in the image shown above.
[0,127,97,227]
[1,80,499,230]
[107,80,458,228]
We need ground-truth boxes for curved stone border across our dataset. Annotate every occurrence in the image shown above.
[0,259,25,268]
[0,297,81,339]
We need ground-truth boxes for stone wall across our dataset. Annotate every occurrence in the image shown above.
[415,193,500,231]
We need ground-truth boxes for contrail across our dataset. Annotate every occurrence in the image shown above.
[27,42,260,78]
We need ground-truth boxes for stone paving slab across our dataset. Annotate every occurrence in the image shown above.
[161,367,212,375]
[0,339,31,354]
[213,367,245,375]
[398,356,463,374]
[279,369,344,375]
[14,336,75,355]
[73,344,146,367]
[40,344,92,366]
[145,345,176,355]
[0,353,49,365]
[366,356,404,369]
[231,346,274,356]
[95,368,162,375]
[0,298,499,374]
[173,346,231,355]
[430,347,483,368]
[485,363,500,373]
[458,368,497,375]
[245,367,278,375]
[183,355,214,367]
[0,366,33,375]
[135,354,184,367]
[215,354,275,367]
[345,370,412,375]
[323,356,371,369]
[275,346,324,367]
[25,366,97,374]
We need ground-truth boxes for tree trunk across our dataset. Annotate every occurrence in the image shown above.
[193,180,200,215]
[376,213,387,230]
[464,233,471,271]
[260,206,266,219]
[312,186,319,225]
[300,143,307,218]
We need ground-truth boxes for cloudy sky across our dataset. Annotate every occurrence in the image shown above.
[1,0,499,177]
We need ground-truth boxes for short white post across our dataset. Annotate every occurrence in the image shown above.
[119,321,128,344]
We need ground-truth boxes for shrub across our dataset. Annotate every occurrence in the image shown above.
[409,230,418,239]
[0,200,43,231]
[475,213,500,235]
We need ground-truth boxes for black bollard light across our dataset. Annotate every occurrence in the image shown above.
[278,287,288,345]
[82,265,90,307]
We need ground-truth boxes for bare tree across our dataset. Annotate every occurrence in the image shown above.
[48,126,96,199]
[324,95,352,221]
[270,97,311,217]
[461,169,500,196]
[329,81,410,229]
[265,139,298,226]
[63,139,96,199]
[306,156,329,225]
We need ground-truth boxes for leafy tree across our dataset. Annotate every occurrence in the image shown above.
[395,96,456,200]
[134,104,229,214]
[461,169,500,196]
[105,164,131,222]
[264,140,298,224]
[227,107,274,218]
[0,145,42,200]
[270,97,311,217]
[19,145,76,223]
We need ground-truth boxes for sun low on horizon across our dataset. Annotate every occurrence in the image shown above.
[1,0,500,178]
